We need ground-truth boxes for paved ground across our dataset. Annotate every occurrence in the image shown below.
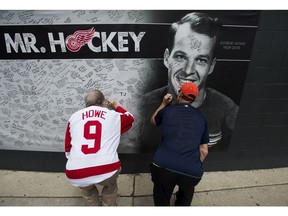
[1,167,288,207]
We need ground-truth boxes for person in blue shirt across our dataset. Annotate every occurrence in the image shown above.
[150,82,209,206]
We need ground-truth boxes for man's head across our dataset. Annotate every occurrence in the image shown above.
[85,90,105,107]
[164,12,221,97]
[178,81,199,103]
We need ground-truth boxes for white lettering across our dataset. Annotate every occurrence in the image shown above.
[4,33,26,53]
[129,32,145,52]
[23,33,40,53]
[102,32,118,52]
[4,30,146,54]
[87,31,146,53]
[48,32,66,53]
[87,32,101,52]
[118,32,129,52]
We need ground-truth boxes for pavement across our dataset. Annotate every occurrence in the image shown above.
[0,167,288,208]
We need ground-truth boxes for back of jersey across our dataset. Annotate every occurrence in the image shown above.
[67,105,121,171]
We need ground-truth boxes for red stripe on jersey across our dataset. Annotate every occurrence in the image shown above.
[65,161,121,179]
[65,122,72,153]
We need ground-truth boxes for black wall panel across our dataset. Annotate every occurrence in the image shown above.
[227,10,288,171]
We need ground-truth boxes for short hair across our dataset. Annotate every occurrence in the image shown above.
[85,90,105,107]
[167,12,222,56]
[180,92,196,103]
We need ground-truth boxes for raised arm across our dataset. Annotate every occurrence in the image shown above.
[151,93,173,125]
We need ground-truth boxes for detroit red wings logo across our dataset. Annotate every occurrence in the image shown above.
[65,27,95,52]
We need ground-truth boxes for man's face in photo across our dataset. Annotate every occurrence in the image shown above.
[164,23,217,96]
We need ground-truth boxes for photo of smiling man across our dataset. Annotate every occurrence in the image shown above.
[139,11,239,152]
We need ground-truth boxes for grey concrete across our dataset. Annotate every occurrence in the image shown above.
[1,167,288,206]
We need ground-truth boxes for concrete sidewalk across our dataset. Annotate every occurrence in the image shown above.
[0,167,288,206]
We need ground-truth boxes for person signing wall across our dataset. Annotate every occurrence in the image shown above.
[64,89,134,206]
[150,82,209,206]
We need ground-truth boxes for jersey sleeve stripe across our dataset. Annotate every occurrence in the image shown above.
[65,122,72,153]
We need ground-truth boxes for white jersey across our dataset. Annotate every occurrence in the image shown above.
[64,105,134,187]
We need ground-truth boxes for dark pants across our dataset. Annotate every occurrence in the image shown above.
[150,164,201,206]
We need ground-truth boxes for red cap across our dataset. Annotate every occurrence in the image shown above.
[179,82,199,99]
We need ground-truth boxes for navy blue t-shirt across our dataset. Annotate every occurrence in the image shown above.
[153,103,209,178]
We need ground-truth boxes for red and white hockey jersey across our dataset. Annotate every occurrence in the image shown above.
[64,105,134,187]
